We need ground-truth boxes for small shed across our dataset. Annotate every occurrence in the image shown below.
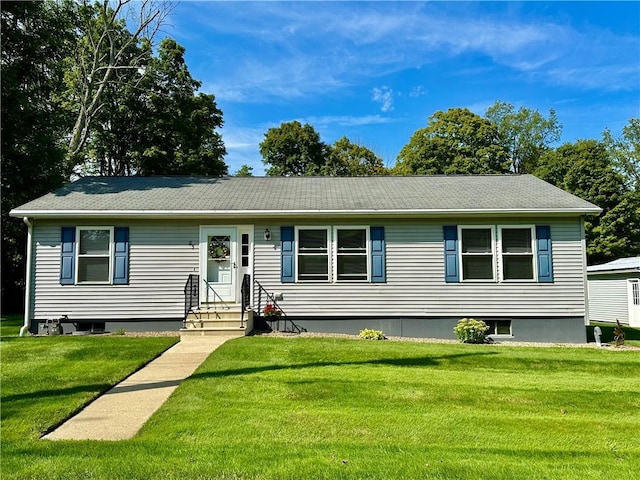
[587,257,640,327]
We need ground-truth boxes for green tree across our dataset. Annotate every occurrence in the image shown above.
[235,165,254,177]
[1,0,77,312]
[603,118,640,190]
[84,38,227,176]
[485,101,562,174]
[260,121,327,176]
[64,0,171,175]
[535,140,639,263]
[322,137,388,176]
[394,108,510,175]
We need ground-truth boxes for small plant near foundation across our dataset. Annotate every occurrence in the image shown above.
[454,318,489,344]
[359,329,386,340]
[114,328,126,336]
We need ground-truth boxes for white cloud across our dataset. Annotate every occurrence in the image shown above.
[174,2,639,101]
[410,86,427,98]
[372,86,394,112]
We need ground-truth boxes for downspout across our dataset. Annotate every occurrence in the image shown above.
[581,216,590,328]
[20,217,33,337]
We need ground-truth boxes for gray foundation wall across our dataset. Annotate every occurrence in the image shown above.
[277,316,587,344]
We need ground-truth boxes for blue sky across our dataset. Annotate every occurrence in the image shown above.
[165,1,640,175]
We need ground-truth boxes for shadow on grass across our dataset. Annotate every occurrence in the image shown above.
[189,351,497,381]
[2,383,113,405]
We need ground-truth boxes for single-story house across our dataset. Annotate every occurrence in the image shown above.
[587,257,640,327]
[10,174,601,342]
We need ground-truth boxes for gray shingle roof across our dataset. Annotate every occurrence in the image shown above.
[10,175,601,218]
[587,257,640,273]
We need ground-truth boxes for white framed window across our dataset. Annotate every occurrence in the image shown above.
[335,227,369,282]
[486,319,512,336]
[76,227,113,284]
[296,227,330,282]
[460,226,495,281]
[499,226,536,281]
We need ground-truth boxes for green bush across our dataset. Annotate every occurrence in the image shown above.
[454,318,488,344]
[359,328,386,340]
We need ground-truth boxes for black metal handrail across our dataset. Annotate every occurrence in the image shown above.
[240,274,251,328]
[254,280,304,334]
[255,280,286,320]
[183,274,199,326]
[203,279,231,309]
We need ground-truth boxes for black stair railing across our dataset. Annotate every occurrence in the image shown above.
[254,280,305,334]
[183,274,200,326]
[240,274,251,328]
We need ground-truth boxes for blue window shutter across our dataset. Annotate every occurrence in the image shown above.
[281,226,295,283]
[370,227,386,283]
[60,227,76,285]
[113,227,129,284]
[536,225,553,283]
[443,226,459,283]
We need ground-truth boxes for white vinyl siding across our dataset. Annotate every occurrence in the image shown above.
[30,216,588,322]
[31,220,200,320]
[254,217,588,318]
[587,274,634,324]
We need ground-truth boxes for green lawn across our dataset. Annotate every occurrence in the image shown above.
[2,324,639,480]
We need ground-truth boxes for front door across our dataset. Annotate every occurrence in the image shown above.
[629,279,640,327]
[200,227,237,303]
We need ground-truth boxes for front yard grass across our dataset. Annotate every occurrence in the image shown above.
[2,330,639,480]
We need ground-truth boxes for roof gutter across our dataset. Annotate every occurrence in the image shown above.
[9,207,603,219]
[20,217,33,337]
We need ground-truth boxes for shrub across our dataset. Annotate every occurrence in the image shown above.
[454,318,488,344]
[359,329,386,340]
[114,328,126,336]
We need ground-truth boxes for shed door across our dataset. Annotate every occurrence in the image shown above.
[629,279,640,328]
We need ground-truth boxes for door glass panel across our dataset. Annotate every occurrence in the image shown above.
[207,235,231,283]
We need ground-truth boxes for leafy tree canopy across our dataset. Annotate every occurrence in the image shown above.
[235,165,254,177]
[260,121,327,176]
[535,139,639,263]
[322,137,388,176]
[394,108,511,175]
[603,118,640,191]
[1,0,77,311]
[485,101,562,174]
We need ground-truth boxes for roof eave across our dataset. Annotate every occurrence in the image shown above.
[587,268,640,275]
[10,207,603,219]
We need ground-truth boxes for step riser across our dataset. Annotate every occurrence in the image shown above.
[185,320,246,328]
[188,312,246,321]
[180,329,245,338]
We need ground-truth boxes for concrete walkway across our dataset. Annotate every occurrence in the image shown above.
[44,335,235,441]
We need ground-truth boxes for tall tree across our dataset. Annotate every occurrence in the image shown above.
[1,1,77,312]
[535,140,639,263]
[603,118,640,190]
[322,137,388,176]
[234,165,254,177]
[485,101,562,174]
[394,108,510,175]
[260,121,327,176]
[63,0,171,175]
[86,38,227,176]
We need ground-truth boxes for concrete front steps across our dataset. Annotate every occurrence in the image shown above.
[180,304,253,337]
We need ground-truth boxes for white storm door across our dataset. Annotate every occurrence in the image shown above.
[629,279,640,328]
[200,227,237,303]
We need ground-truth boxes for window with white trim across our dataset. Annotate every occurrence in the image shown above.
[500,226,535,281]
[336,227,368,281]
[460,227,495,280]
[486,320,512,336]
[77,227,113,283]
[297,228,329,281]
